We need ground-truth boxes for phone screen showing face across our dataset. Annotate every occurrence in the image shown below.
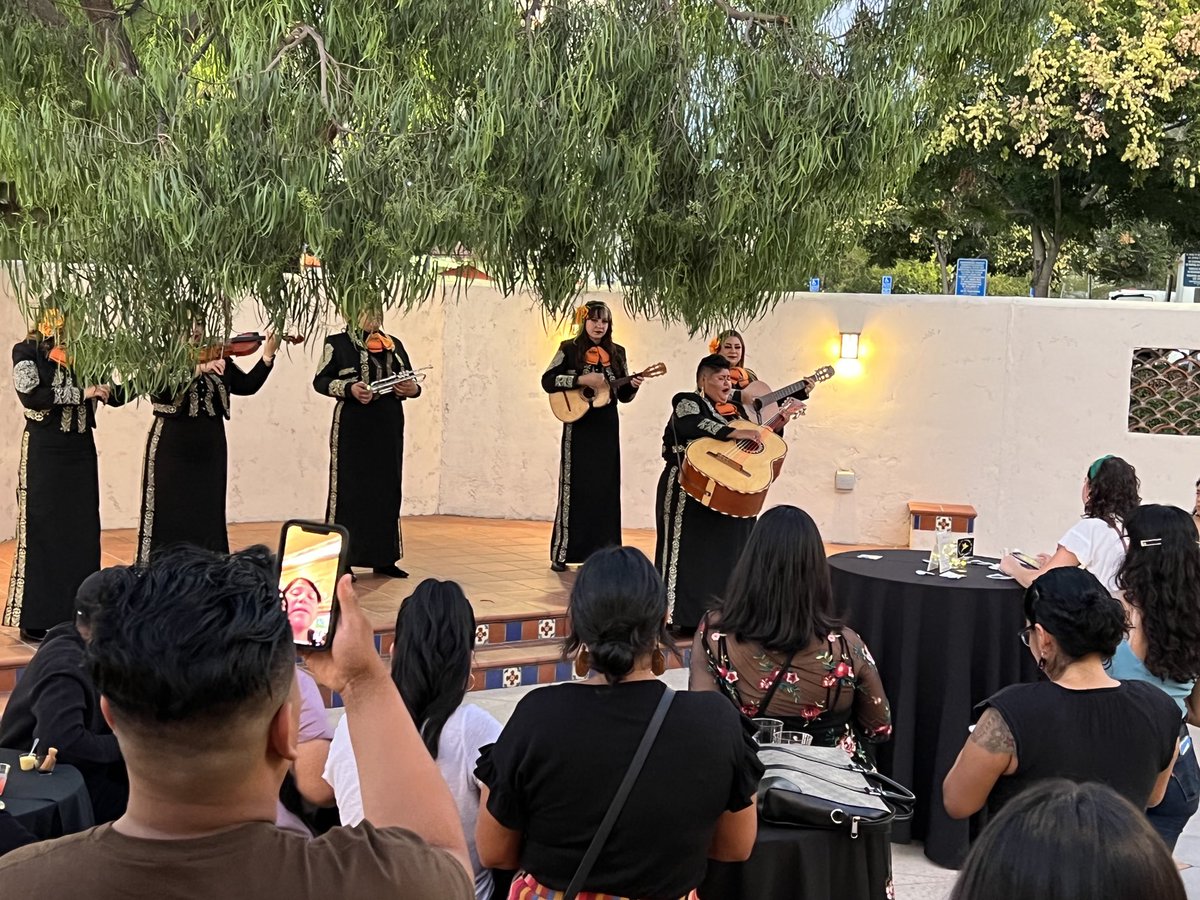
[278,521,347,650]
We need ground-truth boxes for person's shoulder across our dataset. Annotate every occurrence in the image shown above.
[1122,679,1184,716]
[0,826,105,878]
[308,823,473,894]
[671,689,741,726]
[671,391,702,405]
[455,702,502,742]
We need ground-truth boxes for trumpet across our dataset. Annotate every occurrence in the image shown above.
[368,367,430,395]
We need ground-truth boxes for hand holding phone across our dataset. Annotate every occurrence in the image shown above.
[278,520,350,650]
[1011,550,1041,570]
[298,573,389,693]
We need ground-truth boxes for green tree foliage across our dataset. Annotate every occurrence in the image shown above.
[931,0,1200,296]
[1,0,1044,386]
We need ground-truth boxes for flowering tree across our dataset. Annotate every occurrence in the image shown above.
[934,0,1200,295]
[1,0,1044,385]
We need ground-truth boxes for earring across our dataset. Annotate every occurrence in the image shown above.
[1037,657,1047,671]
[574,646,591,678]
[651,647,667,676]
[468,673,476,691]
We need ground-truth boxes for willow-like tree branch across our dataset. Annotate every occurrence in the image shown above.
[712,0,789,27]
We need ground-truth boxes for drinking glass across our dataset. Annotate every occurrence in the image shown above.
[752,718,784,744]
[0,763,9,796]
[779,731,814,746]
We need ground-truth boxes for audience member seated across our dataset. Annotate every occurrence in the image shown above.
[690,506,892,766]
[276,666,335,836]
[999,455,1140,592]
[475,546,761,900]
[1114,504,1200,849]
[949,780,1186,900]
[0,568,129,822]
[0,545,474,897]
[943,567,1180,820]
[324,578,501,898]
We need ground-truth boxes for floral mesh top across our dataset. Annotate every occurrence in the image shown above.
[691,613,893,765]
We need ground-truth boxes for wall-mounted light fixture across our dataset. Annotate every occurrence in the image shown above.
[839,332,860,360]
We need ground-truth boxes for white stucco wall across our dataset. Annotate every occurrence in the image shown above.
[3,273,1199,557]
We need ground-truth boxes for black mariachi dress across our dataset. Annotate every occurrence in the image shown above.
[4,339,128,631]
[314,331,419,569]
[542,340,638,566]
[136,359,273,564]
[654,392,755,631]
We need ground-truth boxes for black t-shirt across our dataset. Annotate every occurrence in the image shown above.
[475,680,762,899]
[982,679,1181,814]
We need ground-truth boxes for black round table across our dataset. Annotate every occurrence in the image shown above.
[0,748,94,839]
[701,822,892,899]
[828,549,1039,869]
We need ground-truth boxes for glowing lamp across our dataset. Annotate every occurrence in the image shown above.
[839,332,860,360]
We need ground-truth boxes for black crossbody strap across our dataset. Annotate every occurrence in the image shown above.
[754,649,798,716]
[564,687,676,900]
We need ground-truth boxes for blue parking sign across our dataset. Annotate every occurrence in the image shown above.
[881,275,893,295]
[809,277,821,292]
[954,258,989,297]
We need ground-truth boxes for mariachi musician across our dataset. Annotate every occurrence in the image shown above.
[712,328,815,416]
[314,309,419,579]
[4,310,128,641]
[654,353,801,634]
[136,328,281,565]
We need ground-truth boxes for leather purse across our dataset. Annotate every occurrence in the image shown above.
[757,744,916,838]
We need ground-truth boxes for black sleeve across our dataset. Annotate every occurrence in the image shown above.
[11,342,81,409]
[613,347,638,404]
[103,382,132,409]
[541,343,578,394]
[314,338,358,398]
[29,674,123,767]
[394,341,421,400]
[670,393,734,442]
[474,699,535,831]
[225,357,272,396]
[722,703,764,812]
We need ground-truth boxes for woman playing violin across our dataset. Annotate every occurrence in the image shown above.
[541,301,644,572]
[654,353,802,634]
[4,310,128,641]
[314,309,419,579]
[135,325,281,565]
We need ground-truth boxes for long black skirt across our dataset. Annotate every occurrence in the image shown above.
[654,462,754,630]
[3,426,100,631]
[137,415,229,564]
[325,396,405,568]
[550,403,623,566]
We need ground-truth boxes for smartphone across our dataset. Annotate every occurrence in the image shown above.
[277,520,350,650]
[1012,551,1041,570]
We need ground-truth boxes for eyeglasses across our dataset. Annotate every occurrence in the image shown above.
[1018,626,1033,647]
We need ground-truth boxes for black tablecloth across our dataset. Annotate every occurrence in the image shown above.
[0,748,94,839]
[828,550,1039,869]
[701,822,892,900]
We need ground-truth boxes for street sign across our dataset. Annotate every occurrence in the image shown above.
[809,277,821,292]
[1183,253,1200,288]
[881,275,893,295]
[955,258,989,297]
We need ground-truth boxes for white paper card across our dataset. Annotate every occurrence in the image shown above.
[857,554,883,560]
[987,573,1014,580]
[939,571,966,579]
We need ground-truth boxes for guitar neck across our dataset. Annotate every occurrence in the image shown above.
[756,376,811,407]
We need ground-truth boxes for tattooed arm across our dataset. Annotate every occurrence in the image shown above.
[942,707,1019,819]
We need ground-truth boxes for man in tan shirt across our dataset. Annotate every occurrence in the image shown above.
[0,544,473,898]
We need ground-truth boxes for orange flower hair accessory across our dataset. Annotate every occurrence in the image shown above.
[37,308,64,338]
[708,337,721,353]
[573,306,589,328]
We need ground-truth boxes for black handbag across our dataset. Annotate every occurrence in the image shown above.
[757,744,916,838]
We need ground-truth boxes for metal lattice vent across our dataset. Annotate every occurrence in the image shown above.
[1129,348,1200,435]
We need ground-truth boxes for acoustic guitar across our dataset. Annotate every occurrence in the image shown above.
[549,362,667,423]
[739,365,835,425]
[680,401,806,518]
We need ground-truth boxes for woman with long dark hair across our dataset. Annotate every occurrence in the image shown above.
[542,301,644,571]
[4,310,127,641]
[943,567,1180,820]
[322,579,501,899]
[476,547,761,899]
[1000,455,1141,592]
[690,505,892,764]
[1114,504,1200,849]
[949,780,1186,900]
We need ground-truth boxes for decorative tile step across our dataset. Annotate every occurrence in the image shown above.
[471,638,692,692]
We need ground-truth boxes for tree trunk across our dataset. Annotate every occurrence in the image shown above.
[1030,222,1059,297]
[934,240,951,294]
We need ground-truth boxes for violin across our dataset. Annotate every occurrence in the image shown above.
[198,332,304,363]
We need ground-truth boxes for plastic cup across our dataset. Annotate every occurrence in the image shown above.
[779,731,814,746]
[19,754,36,772]
[752,718,784,744]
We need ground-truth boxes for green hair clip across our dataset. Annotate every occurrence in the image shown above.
[1088,455,1114,481]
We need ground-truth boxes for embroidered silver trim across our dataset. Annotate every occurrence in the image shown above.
[550,423,573,565]
[662,465,687,623]
[12,360,38,393]
[329,378,350,399]
[152,403,179,416]
[316,342,333,376]
[698,419,725,436]
[675,398,701,417]
[137,418,165,565]
[544,349,565,372]
[2,429,31,627]
[554,375,575,389]
[337,367,356,376]
[22,410,46,422]
[52,384,81,405]
[326,400,344,523]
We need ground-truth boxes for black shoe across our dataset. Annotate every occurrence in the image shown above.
[372,565,409,579]
[19,628,46,643]
[550,561,568,572]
